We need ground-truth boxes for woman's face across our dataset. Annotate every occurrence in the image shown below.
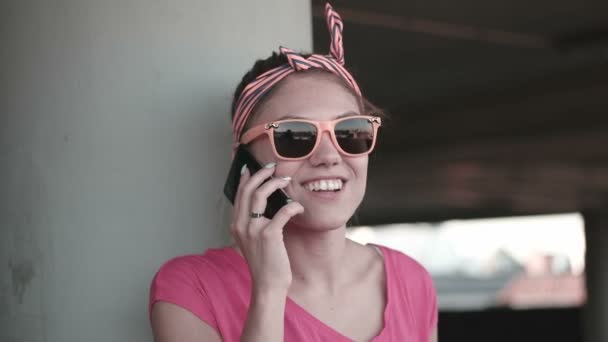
[245,73,368,231]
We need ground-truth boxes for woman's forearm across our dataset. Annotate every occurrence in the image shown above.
[240,288,287,342]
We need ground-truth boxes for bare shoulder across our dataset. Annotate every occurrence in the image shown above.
[151,302,222,342]
[347,240,385,282]
[381,244,431,276]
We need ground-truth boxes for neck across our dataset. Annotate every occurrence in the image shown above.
[283,222,352,295]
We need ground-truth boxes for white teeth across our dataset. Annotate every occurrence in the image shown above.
[320,180,328,190]
[304,179,343,191]
[329,180,336,189]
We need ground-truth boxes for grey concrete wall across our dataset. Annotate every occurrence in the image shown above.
[0,1,311,341]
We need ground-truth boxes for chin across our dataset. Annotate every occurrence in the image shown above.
[288,210,351,231]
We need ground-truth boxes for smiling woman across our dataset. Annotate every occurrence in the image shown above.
[148,3,438,342]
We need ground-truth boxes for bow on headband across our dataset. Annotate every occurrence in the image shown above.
[232,3,362,156]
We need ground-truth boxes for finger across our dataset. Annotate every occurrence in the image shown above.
[234,163,277,233]
[236,164,275,224]
[233,164,250,219]
[242,162,278,192]
[241,175,290,236]
[247,176,292,232]
[263,201,305,236]
[232,164,252,238]
[230,164,251,241]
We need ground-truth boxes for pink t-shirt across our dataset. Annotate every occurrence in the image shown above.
[149,243,438,341]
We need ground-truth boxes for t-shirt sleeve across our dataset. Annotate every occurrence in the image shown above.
[149,255,218,329]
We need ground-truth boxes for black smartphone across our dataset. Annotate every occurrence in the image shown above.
[223,145,290,219]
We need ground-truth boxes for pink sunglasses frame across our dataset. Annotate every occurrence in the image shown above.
[239,115,382,161]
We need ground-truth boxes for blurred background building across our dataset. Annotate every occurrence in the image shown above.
[348,213,586,311]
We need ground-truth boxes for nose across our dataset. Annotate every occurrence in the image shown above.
[309,131,341,167]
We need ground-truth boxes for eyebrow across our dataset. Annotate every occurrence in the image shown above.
[279,111,360,120]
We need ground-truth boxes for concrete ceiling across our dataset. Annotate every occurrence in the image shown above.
[311,0,608,224]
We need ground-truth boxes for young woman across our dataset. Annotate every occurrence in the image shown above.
[149,3,438,341]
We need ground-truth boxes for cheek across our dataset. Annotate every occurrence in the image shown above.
[349,156,369,179]
[249,139,301,177]
[249,138,276,165]
[276,161,301,178]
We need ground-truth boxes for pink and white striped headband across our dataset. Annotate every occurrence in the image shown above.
[232,3,362,155]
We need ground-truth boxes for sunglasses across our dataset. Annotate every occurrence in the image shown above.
[240,115,382,160]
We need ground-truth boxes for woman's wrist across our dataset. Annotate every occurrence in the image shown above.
[251,276,291,296]
[251,286,289,304]
[241,287,288,342]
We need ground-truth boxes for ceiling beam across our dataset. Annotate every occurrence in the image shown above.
[312,4,549,49]
[376,126,608,163]
[398,63,608,119]
[357,162,608,224]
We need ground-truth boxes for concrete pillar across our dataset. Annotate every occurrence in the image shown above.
[582,210,608,342]
[0,1,312,341]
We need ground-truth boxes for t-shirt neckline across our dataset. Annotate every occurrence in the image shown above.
[223,243,391,341]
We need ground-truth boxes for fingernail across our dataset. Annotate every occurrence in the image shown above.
[240,164,248,175]
[280,176,292,181]
[286,198,293,203]
[263,162,276,169]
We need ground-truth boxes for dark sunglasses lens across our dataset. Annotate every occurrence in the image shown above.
[335,118,375,154]
[273,121,317,158]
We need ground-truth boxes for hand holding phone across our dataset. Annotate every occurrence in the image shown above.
[224,145,291,219]
[224,145,305,293]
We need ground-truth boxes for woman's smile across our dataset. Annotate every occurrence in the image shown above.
[299,179,346,201]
